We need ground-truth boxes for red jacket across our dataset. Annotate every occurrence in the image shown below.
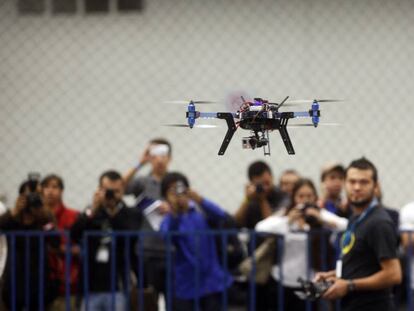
[49,202,80,295]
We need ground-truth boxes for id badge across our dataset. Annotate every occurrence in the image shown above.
[336,260,342,278]
[96,246,109,263]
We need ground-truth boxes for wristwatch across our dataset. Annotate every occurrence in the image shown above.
[347,279,356,292]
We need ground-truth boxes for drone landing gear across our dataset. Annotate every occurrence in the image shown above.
[279,118,295,155]
[217,112,237,155]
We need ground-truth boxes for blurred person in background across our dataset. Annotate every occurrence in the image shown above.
[159,172,233,311]
[71,170,142,311]
[0,175,59,311]
[315,158,401,311]
[123,138,173,308]
[0,199,7,310]
[398,201,414,307]
[278,169,300,198]
[256,178,347,310]
[41,174,80,311]
[123,138,172,199]
[0,200,7,274]
[374,182,399,231]
[318,162,349,218]
[234,161,290,310]
[234,161,289,229]
[373,182,402,307]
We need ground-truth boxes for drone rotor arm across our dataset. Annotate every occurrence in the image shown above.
[293,111,311,118]
[198,112,218,119]
[197,112,238,119]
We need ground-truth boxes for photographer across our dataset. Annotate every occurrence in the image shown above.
[0,176,59,311]
[234,161,289,230]
[70,170,142,311]
[159,172,233,311]
[234,161,289,310]
[256,178,347,310]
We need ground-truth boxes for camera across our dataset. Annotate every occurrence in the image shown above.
[23,173,43,213]
[255,183,265,194]
[105,189,116,200]
[295,277,333,301]
[296,203,321,227]
[242,136,268,150]
[25,192,43,212]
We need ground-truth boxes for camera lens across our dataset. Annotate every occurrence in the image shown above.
[25,193,43,211]
[105,189,115,200]
[255,184,264,194]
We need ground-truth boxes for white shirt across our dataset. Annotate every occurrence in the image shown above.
[0,201,8,277]
[256,215,311,287]
[399,201,414,289]
[255,209,348,287]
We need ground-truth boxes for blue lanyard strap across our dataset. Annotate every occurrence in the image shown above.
[341,198,378,256]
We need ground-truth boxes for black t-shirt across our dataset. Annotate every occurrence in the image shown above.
[341,206,398,311]
[71,203,142,293]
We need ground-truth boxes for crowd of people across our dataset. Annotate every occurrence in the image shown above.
[0,137,412,311]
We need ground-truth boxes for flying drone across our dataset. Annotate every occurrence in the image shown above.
[167,96,340,156]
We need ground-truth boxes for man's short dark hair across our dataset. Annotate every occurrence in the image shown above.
[150,138,172,157]
[321,163,345,182]
[99,170,123,186]
[248,161,272,180]
[161,172,190,198]
[346,157,378,183]
[41,174,64,190]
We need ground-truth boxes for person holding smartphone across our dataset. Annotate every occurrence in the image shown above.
[122,138,173,308]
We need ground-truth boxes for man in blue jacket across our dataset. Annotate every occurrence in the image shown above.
[159,172,233,311]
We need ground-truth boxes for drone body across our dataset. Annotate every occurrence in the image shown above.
[173,96,336,156]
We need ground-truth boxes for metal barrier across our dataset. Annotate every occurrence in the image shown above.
[0,229,411,311]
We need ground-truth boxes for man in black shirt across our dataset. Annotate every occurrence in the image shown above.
[315,158,401,311]
[234,161,289,229]
[71,170,142,311]
[234,161,289,310]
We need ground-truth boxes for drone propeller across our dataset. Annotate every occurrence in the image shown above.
[164,124,218,129]
[286,99,343,104]
[165,100,217,105]
[289,122,341,127]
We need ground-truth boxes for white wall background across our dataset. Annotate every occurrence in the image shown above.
[1,0,413,212]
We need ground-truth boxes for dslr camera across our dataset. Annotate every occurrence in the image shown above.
[104,189,116,200]
[296,203,321,227]
[295,277,333,301]
[255,183,265,194]
[23,173,43,213]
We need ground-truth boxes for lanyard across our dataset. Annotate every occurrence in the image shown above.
[341,198,378,257]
